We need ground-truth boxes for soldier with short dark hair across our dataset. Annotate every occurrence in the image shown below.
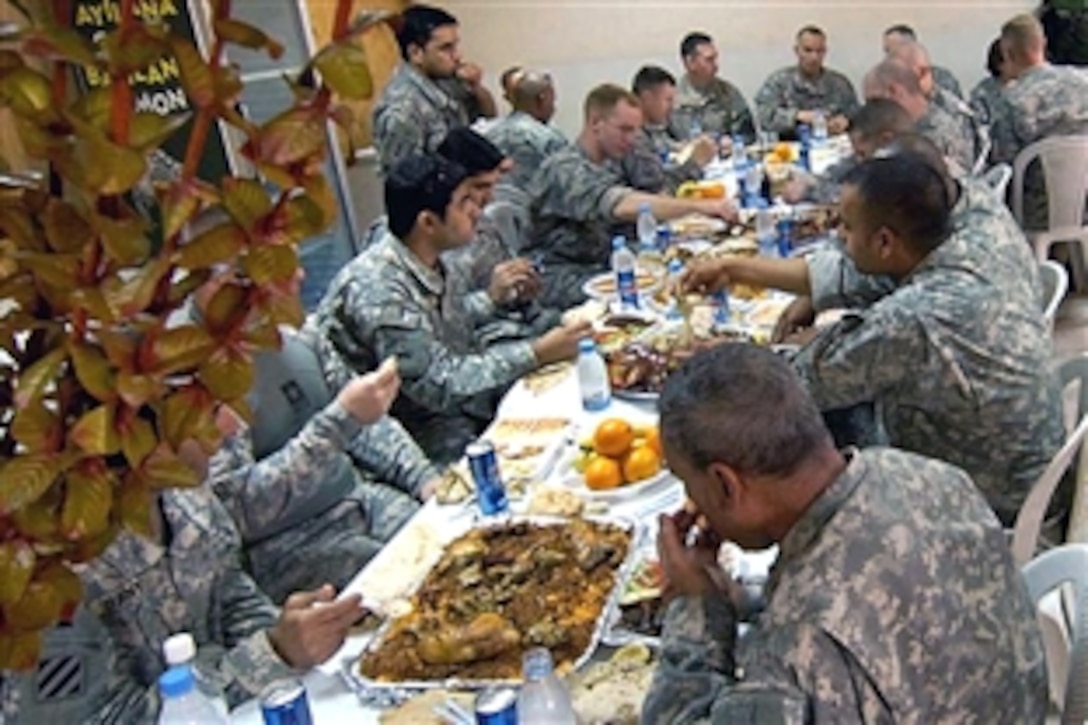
[643,343,1049,723]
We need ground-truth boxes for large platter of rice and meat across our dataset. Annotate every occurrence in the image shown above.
[355,517,635,688]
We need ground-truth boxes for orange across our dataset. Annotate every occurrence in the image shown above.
[698,182,726,199]
[584,457,624,490]
[593,419,634,458]
[622,446,661,483]
[642,427,663,459]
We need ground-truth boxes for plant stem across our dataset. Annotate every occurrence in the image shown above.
[109,0,136,146]
[180,0,231,185]
[332,0,353,41]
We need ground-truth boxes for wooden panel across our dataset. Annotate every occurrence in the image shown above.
[305,0,407,149]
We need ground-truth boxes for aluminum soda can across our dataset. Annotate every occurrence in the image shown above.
[259,679,312,725]
[475,687,518,724]
[466,439,509,515]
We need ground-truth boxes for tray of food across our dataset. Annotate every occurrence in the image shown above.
[351,516,639,690]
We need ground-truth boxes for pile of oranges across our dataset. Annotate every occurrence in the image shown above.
[576,419,664,491]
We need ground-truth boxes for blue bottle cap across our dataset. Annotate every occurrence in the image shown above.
[611,235,627,249]
[578,338,596,353]
[158,666,194,699]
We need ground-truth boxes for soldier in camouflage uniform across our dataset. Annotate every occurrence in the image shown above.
[667,33,755,143]
[863,59,977,175]
[970,38,1016,169]
[755,26,860,139]
[889,41,983,171]
[483,71,568,191]
[685,148,1062,526]
[1,482,364,723]
[646,343,1048,723]
[996,13,1088,228]
[208,339,430,603]
[308,155,588,464]
[784,98,913,205]
[524,84,736,310]
[623,65,718,195]
[882,24,964,97]
[371,5,496,174]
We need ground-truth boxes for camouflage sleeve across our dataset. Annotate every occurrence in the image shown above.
[373,106,425,174]
[463,289,499,323]
[755,72,799,136]
[642,593,739,722]
[207,403,364,543]
[619,142,669,194]
[535,156,632,222]
[806,247,896,311]
[346,413,441,496]
[831,75,860,119]
[729,86,757,141]
[790,303,927,411]
[367,303,539,412]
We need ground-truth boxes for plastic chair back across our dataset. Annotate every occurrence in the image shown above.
[982,162,1012,200]
[1022,544,1088,724]
[1011,136,1088,230]
[1040,260,1070,329]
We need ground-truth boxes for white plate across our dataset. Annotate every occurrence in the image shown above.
[582,267,664,302]
[560,464,675,503]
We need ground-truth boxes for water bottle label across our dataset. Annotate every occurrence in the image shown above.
[616,269,639,308]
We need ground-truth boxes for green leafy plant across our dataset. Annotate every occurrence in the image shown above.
[0,0,376,669]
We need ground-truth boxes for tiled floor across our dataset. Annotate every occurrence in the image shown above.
[1055,293,1088,360]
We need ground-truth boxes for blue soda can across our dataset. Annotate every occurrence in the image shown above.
[475,687,518,724]
[260,680,312,725]
[467,440,509,515]
[711,289,732,325]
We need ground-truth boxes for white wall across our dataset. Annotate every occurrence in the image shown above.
[448,0,1035,136]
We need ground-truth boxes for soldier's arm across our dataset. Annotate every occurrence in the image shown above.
[368,304,539,412]
[731,88,758,142]
[834,76,861,118]
[663,158,704,194]
[619,144,670,194]
[755,74,799,136]
[790,303,928,412]
[347,414,441,497]
[806,246,897,311]
[207,405,364,543]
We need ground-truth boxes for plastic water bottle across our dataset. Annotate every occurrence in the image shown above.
[666,258,685,320]
[712,289,732,326]
[732,134,748,167]
[636,203,658,254]
[812,110,828,145]
[798,124,812,172]
[163,633,228,719]
[744,163,763,208]
[611,235,639,310]
[576,338,611,412]
[158,666,229,725]
[517,648,577,725]
[756,202,777,258]
[688,118,703,140]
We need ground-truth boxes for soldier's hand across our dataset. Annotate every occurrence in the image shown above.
[690,135,718,167]
[531,321,592,365]
[336,357,400,425]
[489,259,540,306]
[718,135,734,156]
[268,584,364,669]
[657,512,720,599]
[827,114,850,135]
[681,258,735,295]
[697,198,738,222]
[795,109,818,125]
[456,61,484,88]
[771,296,816,344]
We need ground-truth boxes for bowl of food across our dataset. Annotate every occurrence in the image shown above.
[566,419,672,501]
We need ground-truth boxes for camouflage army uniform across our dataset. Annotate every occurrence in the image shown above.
[372,63,471,174]
[1000,63,1088,229]
[931,64,963,98]
[931,86,983,172]
[668,75,756,142]
[482,111,568,189]
[914,100,977,177]
[796,177,1062,526]
[2,486,298,723]
[615,125,703,196]
[643,447,1048,723]
[799,154,858,205]
[307,233,539,464]
[754,66,860,137]
[970,76,1013,168]
[523,144,634,309]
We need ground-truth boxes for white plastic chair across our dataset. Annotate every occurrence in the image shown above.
[1022,544,1088,723]
[982,162,1012,200]
[1011,136,1088,287]
[1058,353,1088,546]
[1040,259,1070,329]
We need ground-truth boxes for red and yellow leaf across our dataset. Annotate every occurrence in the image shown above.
[313,41,372,100]
[198,345,253,400]
[0,455,58,514]
[68,404,121,456]
[0,539,35,606]
[175,221,245,270]
[13,346,65,409]
[69,342,117,403]
[150,325,215,374]
[60,464,114,540]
